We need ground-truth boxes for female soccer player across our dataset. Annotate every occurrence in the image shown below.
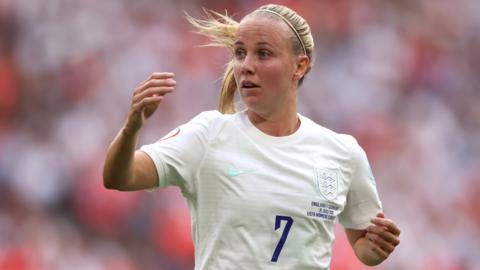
[103,4,400,269]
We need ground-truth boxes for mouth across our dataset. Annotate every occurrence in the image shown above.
[240,80,260,89]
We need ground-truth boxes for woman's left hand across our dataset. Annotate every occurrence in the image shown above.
[365,212,401,260]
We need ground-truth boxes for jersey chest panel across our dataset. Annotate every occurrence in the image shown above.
[193,133,354,268]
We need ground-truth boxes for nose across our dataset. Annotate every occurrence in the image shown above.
[240,54,255,75]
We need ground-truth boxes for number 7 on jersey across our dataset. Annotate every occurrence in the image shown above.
[271,215,294,262]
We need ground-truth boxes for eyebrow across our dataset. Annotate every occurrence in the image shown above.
[234,41,272,47]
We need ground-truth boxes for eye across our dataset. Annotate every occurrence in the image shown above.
[258,49,271,59]
[234,48,246,59]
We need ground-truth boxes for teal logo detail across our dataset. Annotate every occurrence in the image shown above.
[227,168,255,177]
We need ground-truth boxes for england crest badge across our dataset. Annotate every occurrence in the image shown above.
[315,168,339,201]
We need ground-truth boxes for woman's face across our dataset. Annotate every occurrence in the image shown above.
[233,15,301,116]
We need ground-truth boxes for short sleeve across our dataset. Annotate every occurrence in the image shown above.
[338,143,383,229]
[140,111,221,197]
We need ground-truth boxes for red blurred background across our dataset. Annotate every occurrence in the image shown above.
[1,0,479,269]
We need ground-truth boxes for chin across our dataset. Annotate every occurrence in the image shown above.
[240,95,262,108]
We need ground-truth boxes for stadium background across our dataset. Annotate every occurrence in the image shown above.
[1,0,479,269]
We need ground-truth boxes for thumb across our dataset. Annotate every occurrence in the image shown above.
[376,212,385,218]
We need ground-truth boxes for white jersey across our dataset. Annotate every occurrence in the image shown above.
[140,110,382,270]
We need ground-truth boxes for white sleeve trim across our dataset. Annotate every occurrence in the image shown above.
[139,147,168,190]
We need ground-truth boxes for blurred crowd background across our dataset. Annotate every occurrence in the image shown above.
[1,0,479,269]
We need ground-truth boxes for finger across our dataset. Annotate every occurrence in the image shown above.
[366,232,395,253]
[370,244,389,259]
[376,212,385,218]
[370,218,401,236]
[136,79,176,93]
[135,78,176,94]
[133,86,175,103]
[366,225,400,246]
[140,72,175,85]
[150,72,175,79]
[134,87,174,106]
[132,95,164,113]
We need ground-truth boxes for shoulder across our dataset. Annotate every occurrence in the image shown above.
[184,110,228,129]
[184,110,238,138]
[189,110,224,123]
[300,115,363,156]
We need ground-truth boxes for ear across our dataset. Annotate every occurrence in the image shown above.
[293,55,310,81]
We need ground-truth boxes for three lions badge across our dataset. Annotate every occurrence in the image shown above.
[314,168,339,201]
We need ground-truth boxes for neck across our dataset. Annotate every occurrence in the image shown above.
[247,105,300,137]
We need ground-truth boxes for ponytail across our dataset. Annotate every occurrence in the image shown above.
[186,10,239,114]
[219,60,237,114]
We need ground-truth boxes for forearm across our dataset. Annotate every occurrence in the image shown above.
[103,125,140,189]
[352,236,385,266]
[102,72,175,190]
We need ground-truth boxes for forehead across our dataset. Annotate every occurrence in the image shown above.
[235,15,292,46]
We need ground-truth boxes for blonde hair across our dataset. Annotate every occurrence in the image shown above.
[186,5,314,114]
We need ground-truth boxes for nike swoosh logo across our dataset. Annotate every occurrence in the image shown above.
[227,168,256,177]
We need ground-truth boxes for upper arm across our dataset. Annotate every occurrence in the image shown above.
[338,142,382,228]
[138,111,219,192]
[118,150,159,191]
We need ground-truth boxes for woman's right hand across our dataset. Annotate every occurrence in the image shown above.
[124,72,176,133]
